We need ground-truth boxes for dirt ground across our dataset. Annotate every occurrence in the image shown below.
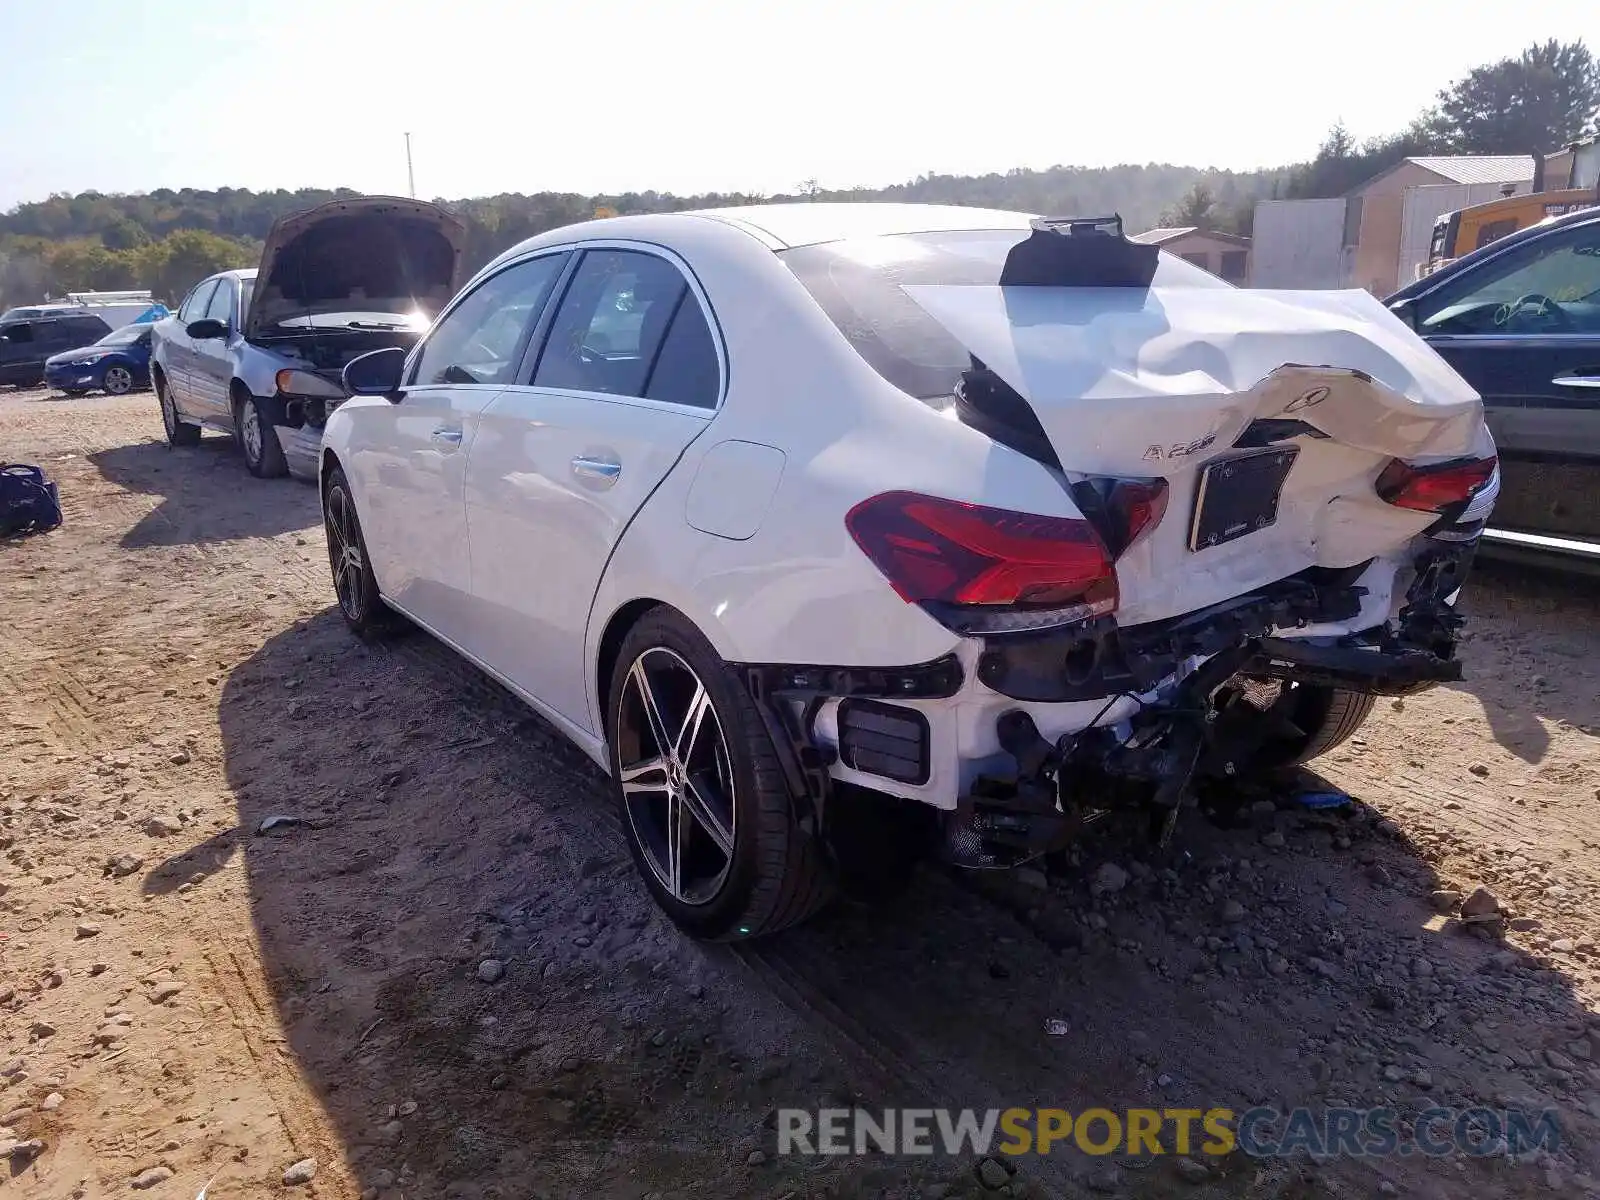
[2,386,1599,1200]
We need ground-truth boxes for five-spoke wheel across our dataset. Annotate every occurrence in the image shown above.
[616,647,739,907]
[608,608,833,939]
[322,466,399,639]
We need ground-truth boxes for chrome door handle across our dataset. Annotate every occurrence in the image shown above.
[571,455,622,482]
[430,426,463,446]
[1552,374,1600,389]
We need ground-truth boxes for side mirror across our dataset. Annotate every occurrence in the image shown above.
[186,318,226,340]
[343,346,406,400]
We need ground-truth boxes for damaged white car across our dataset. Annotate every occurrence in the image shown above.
[319,205,1497,940]
[149,196,464,478]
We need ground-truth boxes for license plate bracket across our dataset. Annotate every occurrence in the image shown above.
[1189,448,1299,552]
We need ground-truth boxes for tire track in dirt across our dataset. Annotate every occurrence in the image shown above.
[195,933,357,1197]
[0,660,107,754]
[353,629,1065,1183]
[371,624,1079,1172]
[318,595,1444,1194]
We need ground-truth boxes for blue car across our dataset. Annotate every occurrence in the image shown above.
[44,322,155,396]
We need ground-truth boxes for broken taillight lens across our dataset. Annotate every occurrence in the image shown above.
[1104,478,1169,556]
[845,491,1117,634]
[1375,455,1499,516]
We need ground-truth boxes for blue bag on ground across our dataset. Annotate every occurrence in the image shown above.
[0,463,63,537]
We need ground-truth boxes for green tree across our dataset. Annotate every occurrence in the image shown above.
[138,229,258,301]
[0,243,52,308]
[101,217,151,251]
[1159,181,1216,229]
[1430,39,1600,155]
[47,240,138,291]
[1285,121,1443,199]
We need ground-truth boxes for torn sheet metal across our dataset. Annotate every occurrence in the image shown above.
[902,285,1484,477]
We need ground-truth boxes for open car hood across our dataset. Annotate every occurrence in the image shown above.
[245,196,466,341]
[902,284,1484,478]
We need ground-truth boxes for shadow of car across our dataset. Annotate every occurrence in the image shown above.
[88,439,321,547]
[141,593,1597,1197]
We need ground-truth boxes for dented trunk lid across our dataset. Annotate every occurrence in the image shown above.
[901,284,1484,476]
[902,283,1490,624]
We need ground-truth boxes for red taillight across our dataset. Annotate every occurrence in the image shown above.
[1375,455,1498,513]
[1105,478,1169,556]
[846,491,1117,631]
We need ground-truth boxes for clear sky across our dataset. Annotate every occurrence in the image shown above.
[0,0,1591,210]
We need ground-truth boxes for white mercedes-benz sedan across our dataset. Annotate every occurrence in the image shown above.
[320,203,1498,939]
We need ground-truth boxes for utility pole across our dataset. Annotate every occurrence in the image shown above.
[404,132,416,198]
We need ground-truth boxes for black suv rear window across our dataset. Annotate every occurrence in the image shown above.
[780,229,1227,400]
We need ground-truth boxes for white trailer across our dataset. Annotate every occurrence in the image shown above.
[1396,182,1530,285]
[1248,198,1352,288]
[0,290,169,329]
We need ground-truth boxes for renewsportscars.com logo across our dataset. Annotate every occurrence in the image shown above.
[777,1106,1562,1159]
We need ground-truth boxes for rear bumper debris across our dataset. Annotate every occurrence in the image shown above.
[944,541,1472,867]
[974,561,1372,703]
[739,540,1473,871]
[1246,633,1459,694]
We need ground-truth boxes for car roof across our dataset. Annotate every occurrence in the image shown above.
[1388,204,1600,304]
[688,202,1035,248]
[492,203,1038,270]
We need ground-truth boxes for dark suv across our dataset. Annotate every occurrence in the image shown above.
[0,313,114,388]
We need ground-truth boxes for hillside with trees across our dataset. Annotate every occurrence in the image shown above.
[2,39,1594,311]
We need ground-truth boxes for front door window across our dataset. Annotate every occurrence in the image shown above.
[1420,225,1600,335]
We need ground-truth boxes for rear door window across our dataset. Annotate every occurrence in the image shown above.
[644,297,720,408]
[533,249,710,401]
[69,317,109,341]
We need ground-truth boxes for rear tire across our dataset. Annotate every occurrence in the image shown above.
[156,373,201,446]
[608,608,835,939]
[323,466,402,640]
[1292,688,1377,763]
[237,392,288,478]
[1230,680,1377,770]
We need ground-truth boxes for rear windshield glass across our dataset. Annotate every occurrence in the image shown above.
[781,229,1228,399]
[97,323,149,346]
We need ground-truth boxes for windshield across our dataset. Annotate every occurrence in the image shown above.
[782,229,1228,400]
[96,323,150,346]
